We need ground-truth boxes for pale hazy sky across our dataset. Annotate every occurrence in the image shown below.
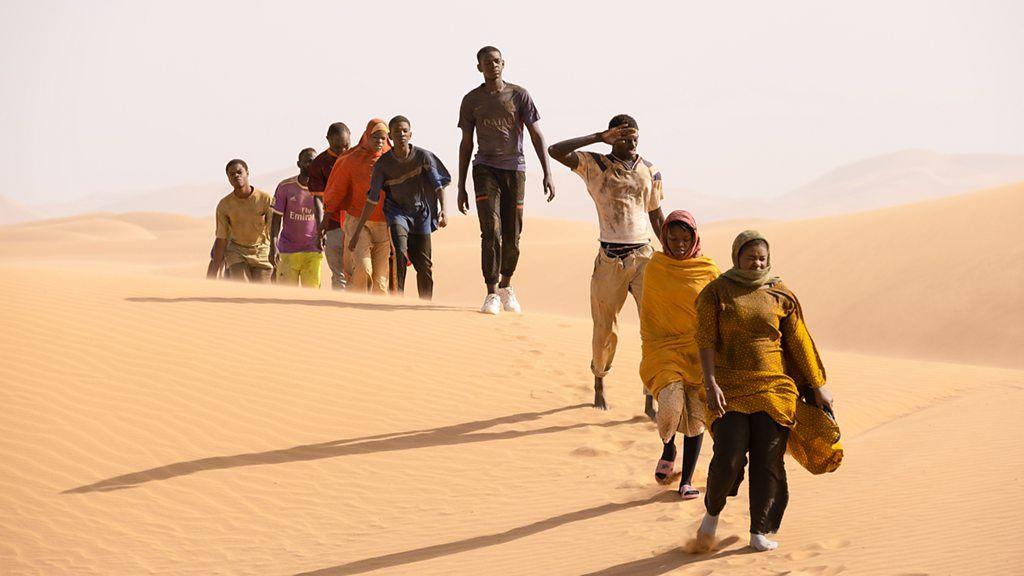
[2,0,1022,209]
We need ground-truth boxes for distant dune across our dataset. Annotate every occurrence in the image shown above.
[533,150,1024,222]
[0,194,42,226]
[62,168,295,218]
[776,149,1024,217]
[15,150,1024,226]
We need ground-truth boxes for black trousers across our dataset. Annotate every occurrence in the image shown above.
[472,164,525,286]
[705,411,790,534]
[390,226,433,300]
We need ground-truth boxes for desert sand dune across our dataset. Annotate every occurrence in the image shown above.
[2,183,1021,368]
[0,267,1020,575]
[1,183,1022,574]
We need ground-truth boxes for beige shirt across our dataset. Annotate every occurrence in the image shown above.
[215,188,273,248]
[572,151,663,244]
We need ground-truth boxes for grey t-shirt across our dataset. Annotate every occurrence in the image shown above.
[457,82,540,172]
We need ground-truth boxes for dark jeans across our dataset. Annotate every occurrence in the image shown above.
[472,164,525,286]
[227,262,272,283]
[390,226,433,300]
[705,411,790,534]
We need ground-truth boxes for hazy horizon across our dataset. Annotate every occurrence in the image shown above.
[2,0,1022,211]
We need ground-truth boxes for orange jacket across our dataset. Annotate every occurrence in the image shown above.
[323,118,390,222]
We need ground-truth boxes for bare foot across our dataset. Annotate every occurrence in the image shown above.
[644,395,657,421]
[593,377,608,410]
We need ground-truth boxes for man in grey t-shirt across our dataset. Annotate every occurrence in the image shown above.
[457,45,556,315]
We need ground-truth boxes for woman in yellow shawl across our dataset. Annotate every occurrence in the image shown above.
[694,230,835,552]
[640,210,719,499]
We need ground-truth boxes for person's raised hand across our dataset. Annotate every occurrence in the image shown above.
[599,124,638,145]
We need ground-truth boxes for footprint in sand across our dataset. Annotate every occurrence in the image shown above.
[723,554,758,566]
[571,446,610,457]
[527,349,543,355]
[808,538,852,551]
[785,549,821,561]
[789,565,848,576]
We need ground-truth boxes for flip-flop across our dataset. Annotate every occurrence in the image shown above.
[678,484,700,500]
[655,459,675,485]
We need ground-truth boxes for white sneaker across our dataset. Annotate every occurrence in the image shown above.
[480,293,501,315]
[498,287,522,313]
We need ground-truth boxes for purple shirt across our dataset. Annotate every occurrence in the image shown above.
[272,177,320,253]
[458,82,540,172]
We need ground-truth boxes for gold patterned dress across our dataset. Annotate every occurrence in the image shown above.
[695,277,826,428]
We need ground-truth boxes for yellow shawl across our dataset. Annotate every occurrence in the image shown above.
[639,252,720,398]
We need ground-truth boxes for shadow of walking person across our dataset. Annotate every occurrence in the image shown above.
[295,491,684,576]
[64,404,644,494]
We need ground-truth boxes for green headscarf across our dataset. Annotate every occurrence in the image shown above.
[720,229,781,287]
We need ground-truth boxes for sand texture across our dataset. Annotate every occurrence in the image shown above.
[2,183,1022,575]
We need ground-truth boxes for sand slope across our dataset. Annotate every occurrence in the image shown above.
[1,266,1021,575]
[435,182,1024,368]
[2,182,1021,369]
[2,183,1023,574]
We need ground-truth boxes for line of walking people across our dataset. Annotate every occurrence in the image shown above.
[206,44,843,553]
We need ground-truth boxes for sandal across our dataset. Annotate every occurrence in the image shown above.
[655,459,675,485]
[678,484,700,500]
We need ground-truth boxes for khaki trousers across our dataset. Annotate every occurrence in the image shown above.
[590,244,653,379]
[344,218,390,294]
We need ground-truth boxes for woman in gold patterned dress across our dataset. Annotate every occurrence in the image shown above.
[693,230,835,552]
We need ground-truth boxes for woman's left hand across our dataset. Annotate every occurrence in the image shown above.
[813,386,834,412]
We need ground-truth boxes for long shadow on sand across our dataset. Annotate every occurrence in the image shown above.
[294,491,723,576]
[580,536,751,576]
[64,404,643,494]
[126,296,463,313]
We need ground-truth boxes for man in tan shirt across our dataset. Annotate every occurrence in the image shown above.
[548,114,665,420]
[207,159,275,283]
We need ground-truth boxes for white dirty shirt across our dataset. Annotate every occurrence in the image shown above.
[572,151,663,244]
